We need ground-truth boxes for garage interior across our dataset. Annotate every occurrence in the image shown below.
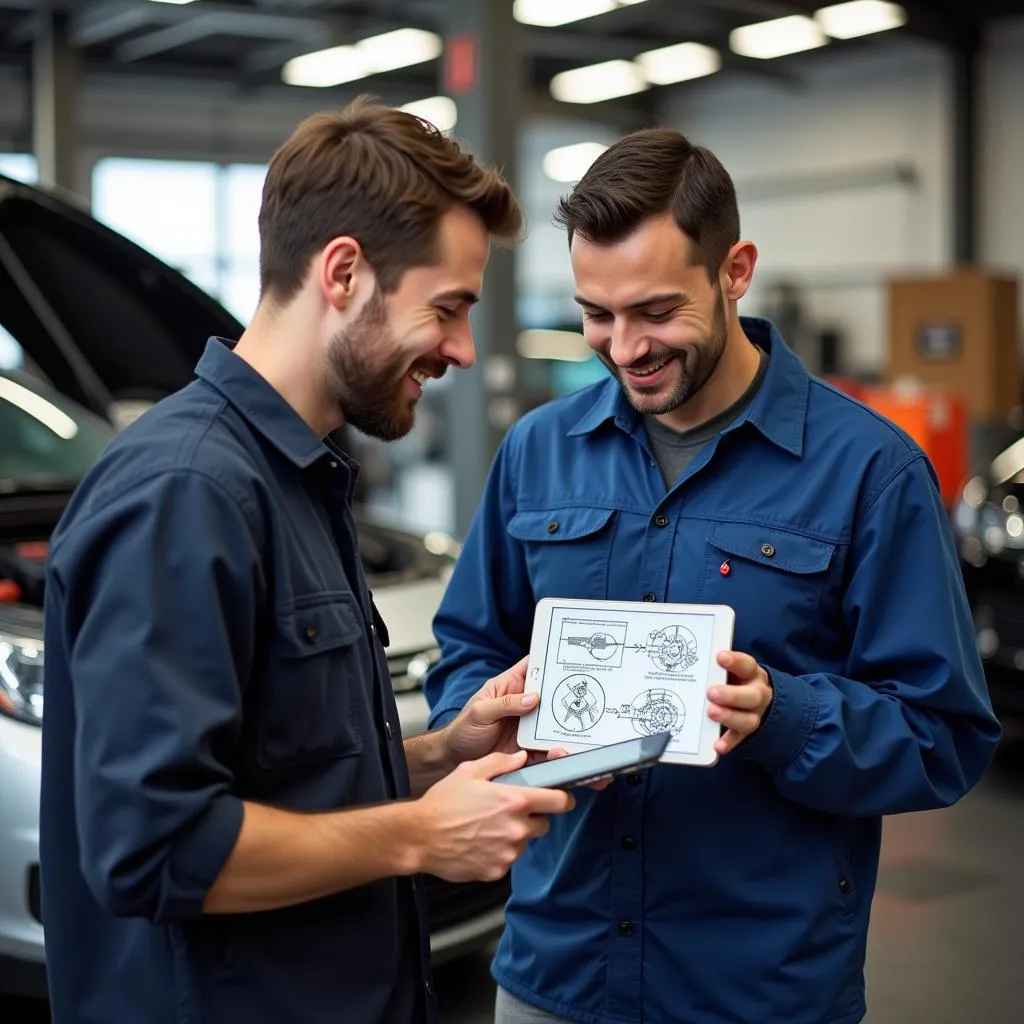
[2,0,1024,1021]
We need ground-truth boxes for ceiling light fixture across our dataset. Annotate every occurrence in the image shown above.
[283,28,442,88]
[514,0,648,28]
[147,0,198,5]
[400,96,458,133]
[516,329,593,362]
[550,60,648,104]
[729,15,827,59]
[636,41,721,85]
[815,1,907,39]
[542,141,610,182]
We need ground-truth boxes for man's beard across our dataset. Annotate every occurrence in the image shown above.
[323,287,444,442]
[606,279,728,416]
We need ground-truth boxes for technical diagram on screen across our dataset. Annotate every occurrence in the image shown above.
[518,597,736,767]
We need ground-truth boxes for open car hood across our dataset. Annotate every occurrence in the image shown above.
[0,173,243,420]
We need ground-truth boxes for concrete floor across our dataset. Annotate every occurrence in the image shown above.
[4,735,1023,1023]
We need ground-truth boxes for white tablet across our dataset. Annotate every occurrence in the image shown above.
[517,597,736,768]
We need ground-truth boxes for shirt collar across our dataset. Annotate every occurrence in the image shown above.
[194,337,338,470]
[567,316,808,457]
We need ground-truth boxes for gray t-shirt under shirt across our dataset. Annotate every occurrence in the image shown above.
[643,345,768,489]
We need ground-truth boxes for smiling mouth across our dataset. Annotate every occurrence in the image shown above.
[627,355,676,379]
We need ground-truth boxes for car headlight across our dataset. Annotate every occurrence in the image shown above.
[0,634,44,726]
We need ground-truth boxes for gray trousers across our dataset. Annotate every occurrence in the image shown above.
[494,986,576,1024]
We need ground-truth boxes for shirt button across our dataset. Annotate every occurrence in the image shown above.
[642,592,656,602]
[328,460,338,470]
[425,979,435,999]
[618,921,634,937]
[761,542,776,558]
[654,513,668,527]
[626,772,642,786]
[304,624,318,643]
[621,836,636,850]
[385,721,393,740]
[547,520,560,534]
[839,877,852,894]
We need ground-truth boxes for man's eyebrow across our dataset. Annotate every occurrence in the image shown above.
[433,288,479,305]
[574,291,687,311]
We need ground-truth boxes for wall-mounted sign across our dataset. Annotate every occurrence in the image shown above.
[916,322,961,360]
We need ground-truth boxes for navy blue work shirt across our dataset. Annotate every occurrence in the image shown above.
[40,338,435,1024]
[425,318,1001,1024]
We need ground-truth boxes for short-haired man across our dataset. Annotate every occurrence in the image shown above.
[40,97,573,1024]
[425,128,1001,1024]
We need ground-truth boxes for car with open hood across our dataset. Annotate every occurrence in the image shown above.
[0,172,507,1000]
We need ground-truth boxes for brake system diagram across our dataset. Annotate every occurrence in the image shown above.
[608,688,686,737]
[552,674,606,731]
[530,599,731,763]
[645,624,699,672]
[558,617,700,675]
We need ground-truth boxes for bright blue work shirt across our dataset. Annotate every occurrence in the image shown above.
[425,318,1001,1024]
[41,339,434,1024]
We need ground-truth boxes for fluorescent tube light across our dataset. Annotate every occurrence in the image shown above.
[148,1,197,5]
[514,0,648,28]
[401,96,458,133]
[283,28,442,88]
[0,377,78,439]
[542,141,609,182]
[550,59,648,104]
[815,1,907,39]
[516,329,592,362]
[730,15,827,59]
[636,42,721,85]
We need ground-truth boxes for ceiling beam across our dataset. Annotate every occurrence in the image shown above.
[115,10,326,64]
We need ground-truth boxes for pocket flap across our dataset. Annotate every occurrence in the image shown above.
[508,506,616,542]
[276,591,364,658]
[709,522,835,574]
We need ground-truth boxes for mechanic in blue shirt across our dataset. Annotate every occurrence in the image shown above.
[40,97,573,1024]
[425,128,1002,1024]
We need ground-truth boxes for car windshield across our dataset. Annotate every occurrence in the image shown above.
[0,372,113,486]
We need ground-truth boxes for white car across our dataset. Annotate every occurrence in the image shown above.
[0,174,507,1000]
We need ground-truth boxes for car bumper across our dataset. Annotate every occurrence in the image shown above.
[0,712,45,995]
[0,691,506,999]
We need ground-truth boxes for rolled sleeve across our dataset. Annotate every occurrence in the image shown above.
[53,469,263,922]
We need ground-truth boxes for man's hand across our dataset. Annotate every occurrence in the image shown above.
[708,651,774,755]
[411,750,576,883]
[442,657,540,767]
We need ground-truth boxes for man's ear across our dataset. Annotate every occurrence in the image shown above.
[318,236,373,312]
[722,240,758,303]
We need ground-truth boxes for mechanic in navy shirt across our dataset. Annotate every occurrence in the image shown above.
[40,96,573,1024]
[425,129,1002,1024]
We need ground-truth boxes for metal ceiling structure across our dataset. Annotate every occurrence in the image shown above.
[0,0,1022,129]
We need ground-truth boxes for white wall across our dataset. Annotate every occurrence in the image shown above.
[980,19,1024,300]
[664,38,954,374]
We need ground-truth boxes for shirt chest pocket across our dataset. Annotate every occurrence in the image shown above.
[257,591,367,769]
[699,522,836,652]
[507,506,617,601]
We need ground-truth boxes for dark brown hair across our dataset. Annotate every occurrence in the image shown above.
[553,128,739,280]
[258,94,523,304]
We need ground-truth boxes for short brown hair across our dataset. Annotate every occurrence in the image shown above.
[554,128,739,280]
[258,94,524,304]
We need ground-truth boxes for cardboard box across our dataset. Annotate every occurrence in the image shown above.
[886,268,1021,421]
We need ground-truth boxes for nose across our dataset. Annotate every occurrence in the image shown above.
[607,318,650,368]
[441,323,476,370]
